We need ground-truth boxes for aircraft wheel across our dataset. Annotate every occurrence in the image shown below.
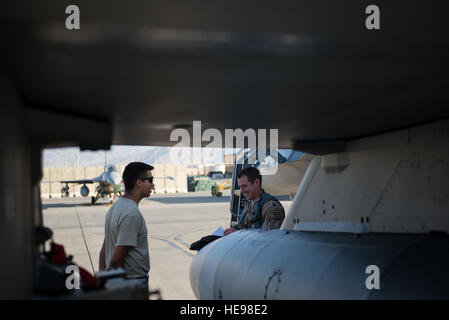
[91,196,96,205]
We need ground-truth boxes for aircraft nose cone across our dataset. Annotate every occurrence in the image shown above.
[189,235,226,299]
[189,251,202,299]
[110,172,122,186]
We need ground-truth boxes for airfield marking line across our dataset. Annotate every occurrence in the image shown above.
[148,235,195,258]
[166,224,217,238]
[73,202,96,274]
[173,235,196,250]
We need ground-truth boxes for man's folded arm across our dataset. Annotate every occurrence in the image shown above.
[109,245,133,269]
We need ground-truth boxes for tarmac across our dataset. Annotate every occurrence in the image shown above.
[41,190,292,299]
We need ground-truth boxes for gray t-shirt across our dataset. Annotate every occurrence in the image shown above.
[104,197,150,279]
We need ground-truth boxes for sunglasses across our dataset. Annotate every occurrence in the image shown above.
[140,176,154,184]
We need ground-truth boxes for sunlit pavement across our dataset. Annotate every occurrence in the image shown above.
[41,190,291,299]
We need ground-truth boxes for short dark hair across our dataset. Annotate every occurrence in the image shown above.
[123,162,154,191]
[238,167,262,185]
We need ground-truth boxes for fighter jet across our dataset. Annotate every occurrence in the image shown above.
[60,164,124,205]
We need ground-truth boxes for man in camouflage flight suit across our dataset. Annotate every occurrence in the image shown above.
[223,167,285,236]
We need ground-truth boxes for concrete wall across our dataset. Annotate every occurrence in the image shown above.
[224,154,235,174]
[186,163,233,177]
[152,164,188,194]
[0,72,35,298]
[186,166,206,176]
[40,164,188,198]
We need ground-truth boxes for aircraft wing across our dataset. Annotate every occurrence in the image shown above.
[60,179,95,185]
[2,1,448,150]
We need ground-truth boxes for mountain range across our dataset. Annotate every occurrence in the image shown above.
[43,146,229,168]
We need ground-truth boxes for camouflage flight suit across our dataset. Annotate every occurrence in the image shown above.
[237,191,285,230]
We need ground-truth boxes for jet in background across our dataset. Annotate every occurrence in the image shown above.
[60,164,123,205]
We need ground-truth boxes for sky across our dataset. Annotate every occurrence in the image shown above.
[42,145,236,168]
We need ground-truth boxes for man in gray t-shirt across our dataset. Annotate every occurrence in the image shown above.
[99,162,154,281]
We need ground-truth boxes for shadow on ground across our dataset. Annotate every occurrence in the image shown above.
[42,202,112,209]
[146,194,291,204]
